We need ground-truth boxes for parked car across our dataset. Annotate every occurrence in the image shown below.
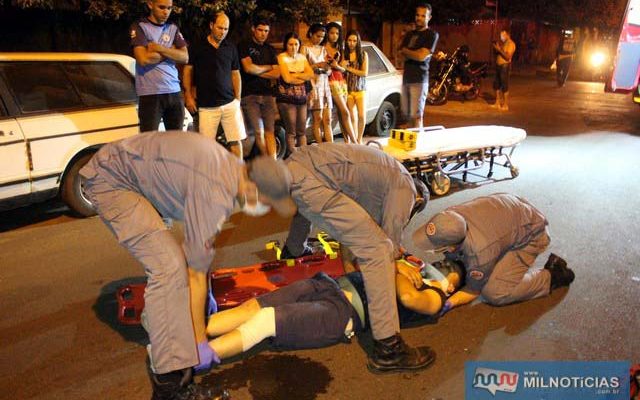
[0,52,191,217]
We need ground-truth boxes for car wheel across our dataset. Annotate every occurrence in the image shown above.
[274,123,287,159]
[367,100,396,137]
[61,152,96,217]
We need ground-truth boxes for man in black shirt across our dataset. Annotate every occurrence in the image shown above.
[398,3,439,129]
[238,14,281,158]
[184,11,247,158]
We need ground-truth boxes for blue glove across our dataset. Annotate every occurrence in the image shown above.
[194,341,220,374]
[439,300,453,318]
[206,288,218,318]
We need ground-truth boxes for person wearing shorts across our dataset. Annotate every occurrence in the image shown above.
[342,30,368,144]
[183,11,247,158]
[397,3,438,129]
[491,29,516,111]
[202,259,465,366]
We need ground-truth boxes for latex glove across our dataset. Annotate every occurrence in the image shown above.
[206,288,218,318]
[439,300,453,318]
[396,260,423,288]
[194,341,220,374]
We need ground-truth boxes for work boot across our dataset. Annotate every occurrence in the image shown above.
[544,254,574,291]
[367,334,436,374]
[150,367,229,400]
[544,253,567,270]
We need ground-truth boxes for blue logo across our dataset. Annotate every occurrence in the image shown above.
[465,361,629,399]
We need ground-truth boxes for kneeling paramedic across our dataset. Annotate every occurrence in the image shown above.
[412,193,575,315]
[80,131,296,400]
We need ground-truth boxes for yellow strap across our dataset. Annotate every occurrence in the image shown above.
[317,232,338,259]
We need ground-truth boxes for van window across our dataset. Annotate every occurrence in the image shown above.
[364,46,389,76]
[64,62,136,106]
[1,63,83,113]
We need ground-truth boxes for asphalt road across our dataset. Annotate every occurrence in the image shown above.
[1,75,639,400]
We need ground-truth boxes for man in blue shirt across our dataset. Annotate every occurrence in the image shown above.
[130,0,188,132]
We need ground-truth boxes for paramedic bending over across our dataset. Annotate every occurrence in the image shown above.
[279,142,434,374]
[79,132,295,400]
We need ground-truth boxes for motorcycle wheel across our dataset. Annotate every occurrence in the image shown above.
[428,82,448,106]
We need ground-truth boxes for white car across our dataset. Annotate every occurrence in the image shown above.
[0,52,191,216]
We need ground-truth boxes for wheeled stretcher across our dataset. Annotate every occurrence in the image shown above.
[116,234,346,325]
[367,125,526,195]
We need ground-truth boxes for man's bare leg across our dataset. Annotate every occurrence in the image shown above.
[264,131,277,158]
[206,298,261,337]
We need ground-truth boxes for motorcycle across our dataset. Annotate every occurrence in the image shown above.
[427,45,488,106]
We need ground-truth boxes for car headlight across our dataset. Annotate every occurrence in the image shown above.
[590,51,607,68]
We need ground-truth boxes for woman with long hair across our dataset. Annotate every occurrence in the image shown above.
[341,30,368,144]
[324,22,357,144]
[303,23,333,144]
[276,32,315,152]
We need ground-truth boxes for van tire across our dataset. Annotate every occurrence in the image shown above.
[366,100,396,137]
[61,152,96,217]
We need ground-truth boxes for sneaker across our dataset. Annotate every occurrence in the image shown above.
[280,244,313,259]
[367,334,436,374]
[150,367,229,400]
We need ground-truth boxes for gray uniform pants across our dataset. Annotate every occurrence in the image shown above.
[83,174,198,374]
[481,229,552,306]
[286,174,415,340]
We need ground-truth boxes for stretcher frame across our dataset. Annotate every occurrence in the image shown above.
[367,125,526,195]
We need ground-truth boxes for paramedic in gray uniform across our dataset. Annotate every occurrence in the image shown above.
[412,193,575,314]
[280,143,435,374]
[79,131,295,400]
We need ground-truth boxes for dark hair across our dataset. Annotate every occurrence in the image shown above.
[416,2,432,13]
[344,30,363,67]
[323,21,344,48]
[307,23,326,39]
[282,32,301,52]
[251,11,271,28]
[435,259,466,289]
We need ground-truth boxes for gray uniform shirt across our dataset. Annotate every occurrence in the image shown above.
[286,143,416,248]
[80,132,242,271]
[450,193,548,292]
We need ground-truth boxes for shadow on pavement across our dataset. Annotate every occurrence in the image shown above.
[0,199,76,232]
[93,277,148,345]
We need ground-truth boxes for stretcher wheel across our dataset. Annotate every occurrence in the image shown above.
[510,166,520,178]
[429,172,451,196]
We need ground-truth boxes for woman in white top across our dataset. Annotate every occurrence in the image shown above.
[303,24,333,144]
[276,32,314,152]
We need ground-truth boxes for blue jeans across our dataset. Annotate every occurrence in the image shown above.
[277,102,307,149]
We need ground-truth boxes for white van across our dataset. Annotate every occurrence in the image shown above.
[0,53,189,217]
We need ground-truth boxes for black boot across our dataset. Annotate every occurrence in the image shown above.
[544,254,574,291]
[281,244,313,259]
[150,367,229,400]
[367,334,436,374]
[544,253,567,270]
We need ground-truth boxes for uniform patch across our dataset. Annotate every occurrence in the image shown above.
[469,270,484,280]
[130,29,137,39]
[426,222,436,236]
[161,33,171,43]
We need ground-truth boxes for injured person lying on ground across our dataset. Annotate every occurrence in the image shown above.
[201,259,464,367]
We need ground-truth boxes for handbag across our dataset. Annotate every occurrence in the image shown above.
[276,78,308,105]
